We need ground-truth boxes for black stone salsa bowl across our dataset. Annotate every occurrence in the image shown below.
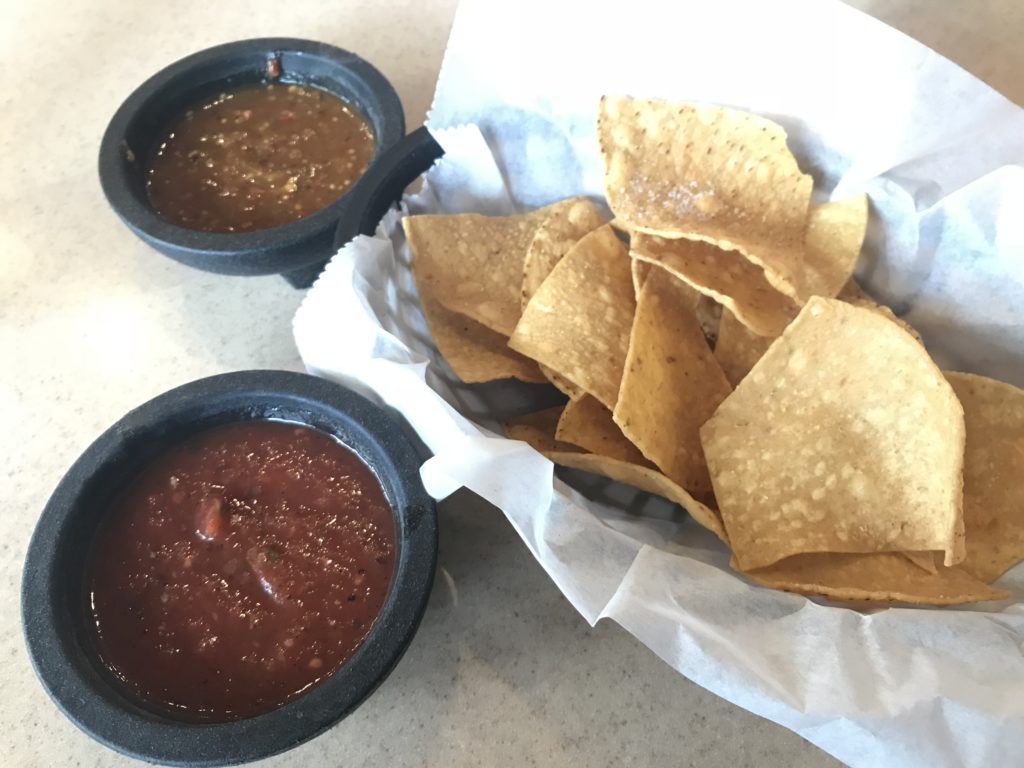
[21,370,437,766]
[98,38,406,288]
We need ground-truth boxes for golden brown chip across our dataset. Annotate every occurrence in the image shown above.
[695,295,724,349]
[613,267,732,494]
[835,279,924,344]
[548,451,727,542]
[539,364,584,399]
[609,217,631,235]
[803,194,869,298]
[701,297,966,571]
[630,257,652,299]
[418,294,546,384]
[713,309,776,387]
[837,279,868,302]
[509,225,635,410]
[505,408,725,540]
[556,394,652,466]
[946,372,1024,583]
[844,297,924,344]
[405,206,548,336]
[742,552,1008,606]
[835,280,868,303]
[713,288,924,391]
[503,408,579,454]
[632,259,708,315]
[902,551,940,574]
[631,232,799,337]
[521,197,606,309]
[598,96,812,301]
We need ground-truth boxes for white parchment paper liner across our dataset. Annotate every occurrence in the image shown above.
[295,1,1024,764]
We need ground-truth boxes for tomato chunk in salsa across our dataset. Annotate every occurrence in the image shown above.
[88,420,395,721]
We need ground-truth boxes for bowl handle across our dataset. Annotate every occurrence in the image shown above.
[334,125,446,248]
[281,127,445,289]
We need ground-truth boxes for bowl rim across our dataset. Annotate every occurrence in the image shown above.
[21,370,437,767]
[98,37,405,274]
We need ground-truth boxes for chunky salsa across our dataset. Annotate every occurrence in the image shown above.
[146,82,375,232]
[89,420,395,721]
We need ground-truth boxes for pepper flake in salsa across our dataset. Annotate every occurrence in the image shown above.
[88,420,396,721]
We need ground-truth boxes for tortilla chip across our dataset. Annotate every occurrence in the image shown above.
[902,551,940,574]
[695,295,723,349]
[538,364,583,399]
[548,451,727,542]
[598,96,812,301]
[713,309,775,387]
[837,279,868,302]
[610,217,631,235]
[522,197,606,308]
[506,408,725,540]
[503,408,579,454]
[713,284,924,391]
[946,372,1024,583]
[556,394,652,466]
[835,280,924,343]
[419,294,546,384]
[631,232,799,337]
[405,206,548,336]
[631,257,652,299]
[742,552,1008,606]
[701,297,966,571]
[845,297,924,344]
[509,225,635,410]
[613,267,732,493]
[803,194,869,298]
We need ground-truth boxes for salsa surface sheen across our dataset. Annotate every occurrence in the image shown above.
[88,420,396,722]
[146,82,375,232]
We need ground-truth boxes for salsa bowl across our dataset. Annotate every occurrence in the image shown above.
[98,39,406,288]
[21,370,437,766]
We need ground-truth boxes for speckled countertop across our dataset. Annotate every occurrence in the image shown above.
[1,1,1020,766]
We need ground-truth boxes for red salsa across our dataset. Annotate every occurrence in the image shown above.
[146,82,375,232]
[88,420,396,721]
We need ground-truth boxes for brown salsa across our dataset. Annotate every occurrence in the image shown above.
[146,82,375,232]
[89,420,395,721]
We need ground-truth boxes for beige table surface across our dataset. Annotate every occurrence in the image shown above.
[1,1,1020,766]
